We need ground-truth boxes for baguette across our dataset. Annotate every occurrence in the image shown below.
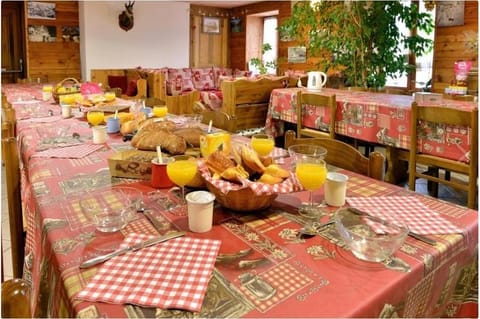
[131,129,187,154]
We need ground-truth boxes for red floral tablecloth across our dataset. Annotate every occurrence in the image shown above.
[265,88,477,163]
[3,84,478,318]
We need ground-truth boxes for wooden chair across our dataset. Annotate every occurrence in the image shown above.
[120,78,147,100]
[201,110,236,132]
[1,278,32,318]
[2,136,26,278]
[408,102,478,209]
[296,91,336,139]
[285,130,385,181]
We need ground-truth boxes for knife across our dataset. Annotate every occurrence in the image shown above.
[79,231,186,268]
[348,207,437,246]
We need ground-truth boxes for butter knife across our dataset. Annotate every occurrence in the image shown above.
[79,231,186,268]
[348,207,437,246]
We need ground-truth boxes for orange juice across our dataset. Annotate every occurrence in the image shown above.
[87,110,105,126]
[104,92,116,102]
[200,132,231,157]
[153,105,168,118]
[166,160,197,187]
[251,137,274,156]
[296,162,327,190]
[60,94,76,105]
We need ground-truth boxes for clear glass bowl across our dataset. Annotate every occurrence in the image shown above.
[79,187,142,232]
[334,208,409,262]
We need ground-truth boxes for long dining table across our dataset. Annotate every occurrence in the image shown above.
[2,83,478,318]
[264,87,478,184]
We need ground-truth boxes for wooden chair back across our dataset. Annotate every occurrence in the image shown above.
[408,102,478,208]
[285,130,385,181]
[2,137,25,278]
[201,110,236,132]
[296,91,336,139]
[1,278,32,318]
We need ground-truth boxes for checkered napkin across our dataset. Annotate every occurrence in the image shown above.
[198,159,303,196]
[32,143,104,158]
[347,196,462,235]
[76,234,221,312]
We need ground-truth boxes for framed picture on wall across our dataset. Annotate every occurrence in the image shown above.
[28,25,56,42]
[288,47,307,63]
[27,1,56,20]
[203,17,221,34]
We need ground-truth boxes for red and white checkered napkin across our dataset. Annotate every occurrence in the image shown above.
[76,234,221,312]
[198,159,303,196]
[32,143,104,158]
[347,196,462,235]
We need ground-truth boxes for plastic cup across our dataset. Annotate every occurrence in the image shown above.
[324,172,348,207]
[106,117,120,134]
[151,157,174,188]
[185,191,215,233]
[61,104,71,118]
[92,125,107,144]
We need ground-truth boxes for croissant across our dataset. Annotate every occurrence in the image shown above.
[205,150,235,175]
[263,164,290,179]
[257,173,284,185]
[221,165,249,183]
[240,145,265,174]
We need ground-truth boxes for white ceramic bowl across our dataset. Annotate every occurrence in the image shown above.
[334,208,409,262]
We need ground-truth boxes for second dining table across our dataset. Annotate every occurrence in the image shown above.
[3,83,478,318]
[264,87,478,183]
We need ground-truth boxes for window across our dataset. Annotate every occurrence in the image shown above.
[246,11,278,75]
[385,0,435,89]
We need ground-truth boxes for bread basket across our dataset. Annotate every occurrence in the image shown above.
[204,178,277,212]
[53,77,81,103]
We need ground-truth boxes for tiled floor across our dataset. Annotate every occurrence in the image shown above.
[0,158,475,281]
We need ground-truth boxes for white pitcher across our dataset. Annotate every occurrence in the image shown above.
[306,71,328,90]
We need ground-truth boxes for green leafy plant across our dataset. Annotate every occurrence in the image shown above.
[279,1,434,88]
[249,43,277,75]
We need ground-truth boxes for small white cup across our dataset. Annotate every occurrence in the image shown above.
[92,125,107,144]
[185,191,215,233]
[324,172,348,207]
[61,104,71,118]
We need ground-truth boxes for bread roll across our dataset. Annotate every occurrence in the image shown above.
[131,129,187,154]
[174,127,203,147]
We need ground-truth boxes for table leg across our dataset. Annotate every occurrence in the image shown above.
[385,146,409,185]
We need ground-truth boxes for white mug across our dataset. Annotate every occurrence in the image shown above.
[92,125,107,144]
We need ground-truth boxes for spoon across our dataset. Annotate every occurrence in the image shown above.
[297,220,335,236]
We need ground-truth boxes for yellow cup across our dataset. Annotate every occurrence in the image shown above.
[200,132,231,158]
[153,105,168,118]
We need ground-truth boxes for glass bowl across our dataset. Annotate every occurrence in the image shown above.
[334,208,409,262]
[79,187,142,232]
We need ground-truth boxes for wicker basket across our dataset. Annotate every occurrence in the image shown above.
[205,179,277,212]
[53,77,81,104]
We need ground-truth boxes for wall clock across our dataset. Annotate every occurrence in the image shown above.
[436,1,465,27]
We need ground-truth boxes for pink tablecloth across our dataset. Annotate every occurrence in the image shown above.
[265,88,477,163]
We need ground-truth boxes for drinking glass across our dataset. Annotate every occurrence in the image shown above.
[86,110,105,126]
[251,134,275,157]
[166,159,198,204]
[295,155,327,216]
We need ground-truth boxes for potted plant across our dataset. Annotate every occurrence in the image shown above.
[249,43,277,75]
[279,1,434,88]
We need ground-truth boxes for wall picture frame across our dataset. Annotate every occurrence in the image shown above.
[27,1,56,20]
[202,17,221,34]
[288,46,307,63]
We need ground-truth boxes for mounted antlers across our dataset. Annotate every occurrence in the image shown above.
[119,1,135,31]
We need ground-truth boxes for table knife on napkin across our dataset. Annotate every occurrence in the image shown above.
[79,231,186,268]
[348,207,437,246]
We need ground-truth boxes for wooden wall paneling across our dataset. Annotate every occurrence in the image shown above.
[431,1,478,94]
[25,1,80,83]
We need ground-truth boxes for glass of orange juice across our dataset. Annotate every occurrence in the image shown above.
[295,156,327,217]
[153,105,168,118]
[166,159,198,206]
[86,110,105,126]
[251,134,275,157]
